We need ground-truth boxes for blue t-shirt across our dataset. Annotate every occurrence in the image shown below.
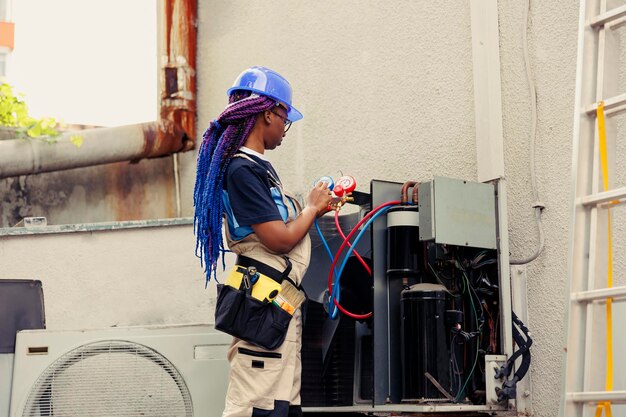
[222,152,295,241]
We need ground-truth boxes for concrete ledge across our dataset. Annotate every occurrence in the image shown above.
[0,217,193,237]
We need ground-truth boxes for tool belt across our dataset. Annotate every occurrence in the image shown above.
[215,256,301,350]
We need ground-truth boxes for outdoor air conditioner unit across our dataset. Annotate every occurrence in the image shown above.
[9,324,232,417]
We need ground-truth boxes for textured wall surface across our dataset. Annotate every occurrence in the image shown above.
[3,2,625,416]
[180,1,478,212]
[0,225,222,329]
[498,2,579,416]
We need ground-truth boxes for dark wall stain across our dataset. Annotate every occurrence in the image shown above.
[0,158,177,227]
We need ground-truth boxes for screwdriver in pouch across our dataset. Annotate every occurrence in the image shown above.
[242,269,251,289]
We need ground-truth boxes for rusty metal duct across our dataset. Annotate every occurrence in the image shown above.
[160,0,197,146]
[0,121,188,179]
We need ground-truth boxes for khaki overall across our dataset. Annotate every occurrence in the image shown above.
[221,154,311,417]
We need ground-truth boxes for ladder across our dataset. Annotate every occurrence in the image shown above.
[562,1,626,416]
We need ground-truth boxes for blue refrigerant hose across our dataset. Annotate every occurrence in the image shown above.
[321,205,394,319]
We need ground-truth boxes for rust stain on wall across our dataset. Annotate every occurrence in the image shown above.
[107,163,144,221]
[0,158,179,226]
[105,159,176,221]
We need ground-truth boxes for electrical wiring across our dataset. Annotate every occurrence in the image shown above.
[455,331,478,402]
[454,259,485,329]
[431,264,457,282]
[510,206,545,265]
[429,252,483,402]
[472,258,497,269]
[511,0,546,265]
[454,265,482,403]
[522,0,538,206]
[427,263,459,297]
[465,274,485,332]
[450,334,463,396]
[327,201,401,319]
[470,250,488,267]
[495,312,533,401]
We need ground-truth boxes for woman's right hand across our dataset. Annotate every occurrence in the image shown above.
[307,181,334,217]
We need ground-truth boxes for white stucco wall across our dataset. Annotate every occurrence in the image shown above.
[2,2,626,417]
[499,2,578,416]
[179,1,479,211]
[0,224,223,329]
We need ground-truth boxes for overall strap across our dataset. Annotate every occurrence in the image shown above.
[236,254,299,289]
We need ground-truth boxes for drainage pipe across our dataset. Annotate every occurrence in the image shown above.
[160,0,197,141]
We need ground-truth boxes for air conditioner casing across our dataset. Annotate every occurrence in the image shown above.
[9,324,231,417]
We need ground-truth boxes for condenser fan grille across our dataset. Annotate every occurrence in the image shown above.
[23,340,193,417]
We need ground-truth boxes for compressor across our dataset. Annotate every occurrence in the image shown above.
[301,176,531,414]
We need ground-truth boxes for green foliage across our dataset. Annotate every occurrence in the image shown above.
[0,82,60,142]
[70,134,84,147]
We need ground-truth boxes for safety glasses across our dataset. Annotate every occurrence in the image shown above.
[270,109,292,133]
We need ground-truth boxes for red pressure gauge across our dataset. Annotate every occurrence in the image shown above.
[333,175,356,197]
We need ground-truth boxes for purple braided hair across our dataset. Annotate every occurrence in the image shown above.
[194,92,277,284]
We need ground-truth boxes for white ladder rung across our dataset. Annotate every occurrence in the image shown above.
[572,285,626,302]
[580,186,626,207]
[585,92,626,115]
[567,390,626,404]
[590,4,626,28]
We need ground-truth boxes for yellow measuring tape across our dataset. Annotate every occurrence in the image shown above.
[595,101,613,417]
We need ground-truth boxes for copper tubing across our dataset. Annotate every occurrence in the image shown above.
[412,183,419,204]
[400,181,418,204]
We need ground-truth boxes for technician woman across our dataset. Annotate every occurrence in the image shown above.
[193,66,331,417]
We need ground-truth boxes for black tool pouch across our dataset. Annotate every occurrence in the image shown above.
[214,257,294,350]
[214,284,292,350]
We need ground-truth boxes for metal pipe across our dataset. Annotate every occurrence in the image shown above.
[160,0,197,141]
[161,0,197,217]
[0,121,188,179]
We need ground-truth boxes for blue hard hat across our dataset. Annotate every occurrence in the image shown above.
[227,66,303,122]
